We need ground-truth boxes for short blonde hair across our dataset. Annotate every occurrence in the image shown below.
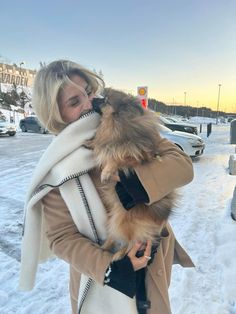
[32,60,104,134]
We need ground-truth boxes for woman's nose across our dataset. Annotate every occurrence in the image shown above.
[85,99,93,110]
[87,93,95,108]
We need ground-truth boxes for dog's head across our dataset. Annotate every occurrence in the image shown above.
[92,88,144,118]
[91,88,160,161]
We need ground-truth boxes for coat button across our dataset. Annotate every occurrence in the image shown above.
[157,269,163,276]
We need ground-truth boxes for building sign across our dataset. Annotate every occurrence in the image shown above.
[0,73,29,86]
[0,63,36,88]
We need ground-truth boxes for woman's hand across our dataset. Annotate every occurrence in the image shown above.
[127,240,152,271]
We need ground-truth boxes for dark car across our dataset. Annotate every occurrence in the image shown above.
[19,116,48,134]
[158,116,198,135]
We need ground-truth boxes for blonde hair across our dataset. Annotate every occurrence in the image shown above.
[32,60,104,134]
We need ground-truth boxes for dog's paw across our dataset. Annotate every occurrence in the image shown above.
[101,169,113,183]
[101,164,119,183]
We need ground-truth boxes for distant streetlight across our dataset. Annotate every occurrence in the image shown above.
[196,101,199,116]
[184,91,190,117]
[216,84,222,124]
[172,98,176,115]
[19,61,25,75]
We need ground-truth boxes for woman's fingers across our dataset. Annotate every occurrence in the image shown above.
[128,241,142,258]
[128,240,152,271]
[143,239,152,259]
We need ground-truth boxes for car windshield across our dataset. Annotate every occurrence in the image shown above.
[158,116,171,124]
[158,124,173,133]
[165,117,179,123]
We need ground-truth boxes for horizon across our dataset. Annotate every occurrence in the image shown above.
[1,0,235,113]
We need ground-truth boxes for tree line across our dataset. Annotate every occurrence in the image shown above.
[148,98,231,117]
[0,85,233,117]
[0,84,30,112]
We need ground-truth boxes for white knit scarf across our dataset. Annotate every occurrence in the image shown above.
[19,111,137,314]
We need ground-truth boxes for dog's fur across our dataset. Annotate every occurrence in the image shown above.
[86,88,176,260]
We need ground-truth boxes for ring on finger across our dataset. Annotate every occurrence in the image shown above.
[144,255,151,260]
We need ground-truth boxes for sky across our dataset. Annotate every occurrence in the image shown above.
[0,0,235,113]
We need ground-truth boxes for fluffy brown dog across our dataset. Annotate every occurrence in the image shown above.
[87,88,176,261]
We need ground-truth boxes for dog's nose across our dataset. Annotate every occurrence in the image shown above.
[92,97,106,114]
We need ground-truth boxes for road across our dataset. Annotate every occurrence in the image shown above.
[0,131,53,160]
[0,132,54,262]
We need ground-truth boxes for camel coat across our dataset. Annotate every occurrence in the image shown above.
[42,138,195,314]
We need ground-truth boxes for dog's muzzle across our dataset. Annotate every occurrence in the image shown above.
[92,97,107,114]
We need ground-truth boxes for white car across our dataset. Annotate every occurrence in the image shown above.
[158,116,198,135]
[159,124,205,157]
[0,119,17,136]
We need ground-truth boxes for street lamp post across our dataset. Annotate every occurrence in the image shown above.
[216,84,222,125]
[19,61,26,109]
[202,106,204,117]
[184,91,189,117]
[173,98,177,115]
[172,98,175,115]
[19,61,25,75]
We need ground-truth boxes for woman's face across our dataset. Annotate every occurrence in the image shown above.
[58,75,94,123]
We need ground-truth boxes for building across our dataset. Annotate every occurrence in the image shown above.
[0,63,37,119]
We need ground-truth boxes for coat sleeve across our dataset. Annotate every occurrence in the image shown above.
[134,135,194,204]
[42,188,113,285]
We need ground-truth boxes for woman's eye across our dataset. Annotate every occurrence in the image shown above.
[70,98,80,106]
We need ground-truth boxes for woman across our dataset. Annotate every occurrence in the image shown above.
[19,60,194,314]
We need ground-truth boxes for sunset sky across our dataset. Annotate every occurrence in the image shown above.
[1,0,235,113]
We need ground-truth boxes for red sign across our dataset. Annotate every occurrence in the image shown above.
[141,98,148,108]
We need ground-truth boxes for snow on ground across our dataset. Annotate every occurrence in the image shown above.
[169,122,236,314]
[0,120,236,314]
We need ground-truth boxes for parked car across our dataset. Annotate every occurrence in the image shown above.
[228,116,236,123]
[164,117,179,123]
[19,116,48,134]
[159,124,205,157]
[0,119,16,136]
[158,116,198,135]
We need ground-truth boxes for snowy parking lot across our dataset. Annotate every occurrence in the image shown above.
[0,123,236,314]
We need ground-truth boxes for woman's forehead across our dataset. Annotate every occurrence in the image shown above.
[68,74,88,88]
[59,76,88,103]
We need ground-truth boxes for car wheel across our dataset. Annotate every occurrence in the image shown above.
[21,125,27,132]
[39,127,45,134]
[9,133,16,136]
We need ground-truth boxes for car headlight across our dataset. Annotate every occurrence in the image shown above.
[188,138,202,145]
[7,125,16,130]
